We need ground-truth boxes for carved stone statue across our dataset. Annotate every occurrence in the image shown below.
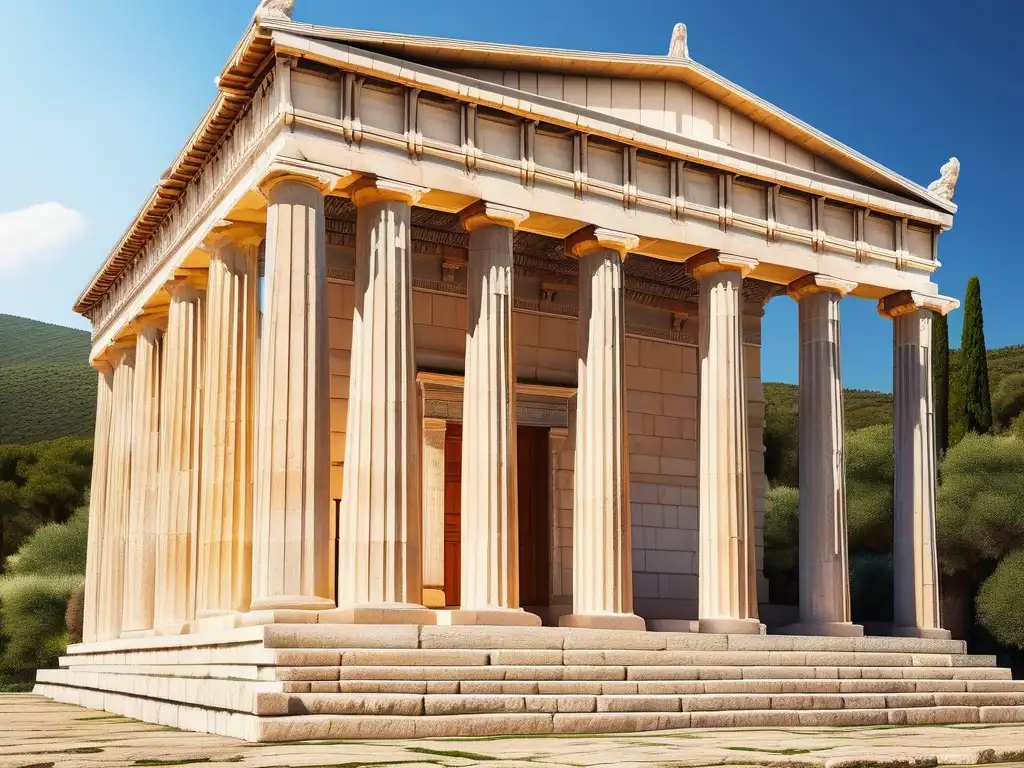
[667,23,689,58]
[254,0,295,21]
[927,157,960,202]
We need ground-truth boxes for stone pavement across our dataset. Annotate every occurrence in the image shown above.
[6,693,1024,768]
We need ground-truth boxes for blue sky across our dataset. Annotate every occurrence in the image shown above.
[2,0,1020,391]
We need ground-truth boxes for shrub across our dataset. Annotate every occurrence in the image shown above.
[993,374,1024,432]
[976,549,1024,649]
[7,505,88,576]
[763,485,799,604]
[0,573,80,673]
[845,424,894,554]
[936,434,1024,577]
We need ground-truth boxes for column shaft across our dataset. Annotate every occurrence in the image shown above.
[783,276,861,637]
[452,206,539,626]
[122,325,163,634]
[421,418,447,608]
[97,349,135,640]
[251,178,334,611]
[560,227,643,630]
[332,179,432,624]
[82,363,114,643]
[153,282,205,631]
[693,254,761,635]
[892,309,948,638]
[197,237,258,616]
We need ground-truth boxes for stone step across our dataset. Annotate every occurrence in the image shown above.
[289,678,1024,696]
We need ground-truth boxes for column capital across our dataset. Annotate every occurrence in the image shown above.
[205,221,265,250]
[788,273,857,301]
[111,339,137,368]
[459,200,529,232]
[423,417,448,433]
[349,176,429,207]
[166,272,207,299]
[258,161,348,198]
[90,354,114,374]
[564,225,638,259]
[130,312,168,336]
[877,290,959,319]
[687,251,759,279]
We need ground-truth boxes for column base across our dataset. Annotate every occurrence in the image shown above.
[320,603,437,625]
[445,607,542,627]
[422,587,447,609]
[249,595,336,611]
[698,617,764,635]
[119,629,156,639]
[777,621,864,638]
[153,621,192,637]
[193,610,321,632]
[890,625,952,640]
[558,613,646,631]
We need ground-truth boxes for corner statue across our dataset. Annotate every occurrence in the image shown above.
[927,157,960,202]
[254,0,294,21]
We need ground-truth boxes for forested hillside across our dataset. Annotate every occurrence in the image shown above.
[0,315,95,444]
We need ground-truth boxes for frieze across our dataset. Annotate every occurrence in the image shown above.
[423,398,568,428]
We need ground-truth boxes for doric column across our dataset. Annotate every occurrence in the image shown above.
[153,277,205,632]
[690,252,762,635]
[782,274,862,637]
[96,346,135,641]
[197,227,260,617]
[559,226,644,631]
[330,177,433,625]
[879,291,958,640]
[251,170,336,611]
[450,201,539,627]
[82,358,114,643]
[122,322,164,635]
[421,417,447,608]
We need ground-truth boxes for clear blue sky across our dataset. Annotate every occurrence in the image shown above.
[2,0,1020,391]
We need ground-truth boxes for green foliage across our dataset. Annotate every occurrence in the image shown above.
[763,485,799,605]
[976,549,1024,650]
[993,374,1024,432]
[845,424,894,554]
[932,312,950,455]
[951,276,992,442]
[936,434,1024,578]
[0,315,95,445]
[0,505,89,677]
[7,506,88,576]
[0,438,92,569]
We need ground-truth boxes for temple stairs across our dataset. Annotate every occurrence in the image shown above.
[35,625,1024,742]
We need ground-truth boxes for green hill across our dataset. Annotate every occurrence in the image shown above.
[0,315,95,444]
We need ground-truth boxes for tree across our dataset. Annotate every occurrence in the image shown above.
[932,311,950,455]
[762,485,799,604]
[845,424,894,554]
[951,276,992,442]
[976,549,1024,650]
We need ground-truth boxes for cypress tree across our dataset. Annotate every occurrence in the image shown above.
[953,276,992,440]
[932,311,950,455]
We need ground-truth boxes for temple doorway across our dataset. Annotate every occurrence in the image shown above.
[442,423,551,610]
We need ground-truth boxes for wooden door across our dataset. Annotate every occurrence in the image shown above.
[443,422,462,607]
[517,426,550,608]
[441,423,550,609]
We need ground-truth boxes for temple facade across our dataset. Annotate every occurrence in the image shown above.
[40,5,1015,742]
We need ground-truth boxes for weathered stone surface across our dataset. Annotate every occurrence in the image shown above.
[263,624,420,649]
[420,626,567,650]
[424,694,527,715]
[552,712,691,733]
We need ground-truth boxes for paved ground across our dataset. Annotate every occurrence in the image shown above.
[7,694,1024,768]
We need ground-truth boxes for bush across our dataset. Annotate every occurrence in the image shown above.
[993,374,1024,432]
[936,434,1024,577]
[763,485,799,604]
[976,549,1024,649]
[845,424,894,554]
[0,573,80,673]
[6,505,88,576]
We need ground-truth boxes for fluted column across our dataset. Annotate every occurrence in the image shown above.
[559,226,644,631]
[82,359,114,643]
[330,177,433,625]
[451,201,540,626]
[879,291,957,640]
[251,171,336,611]
[197,228,260,617]
[96,347,135,640]
[122,322,164,635]
[421,418,447,608]
[782,274,862,637]
[152,278,205,632]
[691,252,762,635]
